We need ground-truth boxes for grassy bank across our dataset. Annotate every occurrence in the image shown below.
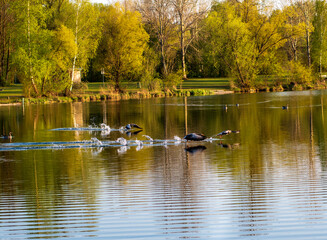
[0,78,231,104]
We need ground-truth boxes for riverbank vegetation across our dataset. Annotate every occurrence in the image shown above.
[1,0,327,97]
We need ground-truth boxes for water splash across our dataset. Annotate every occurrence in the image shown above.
[143,135,153,144]
[100,123,111,136]
[117,146,129,154]
[116,137,127,146]
[174,136,182,144]
[91,137,103,146]
[205,137,213,143]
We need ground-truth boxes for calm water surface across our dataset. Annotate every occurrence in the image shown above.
[1,90,327,239]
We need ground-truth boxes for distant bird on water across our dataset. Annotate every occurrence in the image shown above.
[217,130,240,138]
[1,132,12,139]
[282,104,289,110]
[125,123,142,130]
[184,133,206,141]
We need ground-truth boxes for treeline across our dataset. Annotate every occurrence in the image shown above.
[1,0,327,96]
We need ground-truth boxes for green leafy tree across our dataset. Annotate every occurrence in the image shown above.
[206,2,258,88]
[0,0,15,86]
[97,3,149,91]
[312,0,327,74]
[69,0,101,91]
[12,0,53,96]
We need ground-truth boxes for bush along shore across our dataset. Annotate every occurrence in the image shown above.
[0,88,218,105]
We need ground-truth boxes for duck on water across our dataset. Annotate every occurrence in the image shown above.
[1,132,12,139]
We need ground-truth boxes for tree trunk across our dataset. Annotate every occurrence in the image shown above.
[306,29,311,66]
[27,0,39,95]
[70,0,80,92]
[159,14,167,76]
[180,15,187,79]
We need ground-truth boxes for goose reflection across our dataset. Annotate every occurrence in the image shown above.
[218,142,240,149]
[185,145,207,154]
[126,129,143,137]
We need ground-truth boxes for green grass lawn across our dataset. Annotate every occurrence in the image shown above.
[0,84,24,97]
[181,78,230,89]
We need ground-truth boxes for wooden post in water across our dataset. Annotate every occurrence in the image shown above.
[184,96,188,135]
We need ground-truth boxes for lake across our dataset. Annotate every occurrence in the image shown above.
[1,90,327,239]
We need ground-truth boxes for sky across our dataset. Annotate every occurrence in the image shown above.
[89,0,110,4]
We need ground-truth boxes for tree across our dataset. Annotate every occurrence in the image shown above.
[69,0,101,91]
[0,0,15,86]
[137,0,177,76]
[312,0,327,74]
[96,3,149,91]
[172,0,208,79]
[296,0,314,67]
[206,2,258,88]
[282,5,307,62]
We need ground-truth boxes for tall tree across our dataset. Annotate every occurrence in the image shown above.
[0,0,15,86]
[69,0,101,91]
[96,3,149,91]
[206,1,294,88]
[312,0,327,74]
[137,0,177,76]
[172,0,208,79]
[296,0,314,66]
[283,5,306,62]
[206,2,258,88]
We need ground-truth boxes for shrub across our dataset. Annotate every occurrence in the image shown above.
[72,82,88,94]
[163,70,183,89]
[287,61,313,87]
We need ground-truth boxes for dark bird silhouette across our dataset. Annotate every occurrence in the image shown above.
[217,130,239,138]
[185,145,207,154]
[282,105,288,110]
[125,123,142,130]
[184,133,206,141]
[1,132,12,139]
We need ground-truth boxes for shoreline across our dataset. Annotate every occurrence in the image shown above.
[2,80,327,106]
[0,88,235,106]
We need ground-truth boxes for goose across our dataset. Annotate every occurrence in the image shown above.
[184,133,206,141]
[217,130,239,138]
[125,123,142,130]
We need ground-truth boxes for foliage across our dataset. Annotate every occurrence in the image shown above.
[96,3,149,91]
[3,0,327,94]
[163,70,183,88]
[206,2,258,88]
[287,61,313,86]
[312,0,327,74]
[72,81,88,94]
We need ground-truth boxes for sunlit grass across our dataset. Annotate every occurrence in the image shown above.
[0,84,24,97]
[181,78,230,89]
